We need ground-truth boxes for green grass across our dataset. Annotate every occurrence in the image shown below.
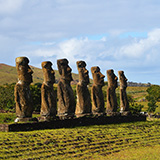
[0,113,16,123]
[103,145,160,160]
[0,113,40,124]
[0,120,159,159]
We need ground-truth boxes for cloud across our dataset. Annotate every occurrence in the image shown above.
[0,0,24,15]
[1,0,160,41]
[14,28,160,84]
[118,28,160,61]
[1,1,160,84]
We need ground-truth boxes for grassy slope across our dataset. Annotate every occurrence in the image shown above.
[0,120,159,159]
[0,63,79,85]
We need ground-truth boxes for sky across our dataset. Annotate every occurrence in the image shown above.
[0,0,160,85]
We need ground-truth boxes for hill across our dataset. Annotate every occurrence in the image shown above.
[0,63,153,86]
[0,63,80,85]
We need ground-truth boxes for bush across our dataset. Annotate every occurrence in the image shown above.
[146,85,160,113]
[147,97,158,113]
[129,103,144,114]
[30,83,42,112]
[146,85,160,102]
[128,94,144,114]
[0,83,42,113]
[0,83,15,112]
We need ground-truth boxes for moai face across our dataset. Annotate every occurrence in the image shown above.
[91,66,105,86]
[107,69,118,89]
[76,61,89,85]
[57,58,73,82]
[42,61,55,84]
[118,71,128,89]
[16,57,33,84]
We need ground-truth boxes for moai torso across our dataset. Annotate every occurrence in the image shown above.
[118,71,129,112]
[106,69,118,113]
[57,59,76,118]
[40,61,57,119]
[14,57,33,118]
[75,61,91,117]
[91,66,105,115]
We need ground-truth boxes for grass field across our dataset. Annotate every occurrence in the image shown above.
[0,120,159,159]
[104,145,160,160]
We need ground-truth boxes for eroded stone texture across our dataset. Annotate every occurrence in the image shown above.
[75,61,91,117]
[118,71,129,113]
[57,58,75,118]
[14,57,34,121]
[91,66,105,116]
[40,61,57,120]
[106,69,118,114]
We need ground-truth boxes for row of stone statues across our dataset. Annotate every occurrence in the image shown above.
[14,57,129,122]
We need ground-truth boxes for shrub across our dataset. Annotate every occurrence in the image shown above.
[128,94,144,114]
[0,83,15,112]
[30,83,42,112]
[146,85,160,113]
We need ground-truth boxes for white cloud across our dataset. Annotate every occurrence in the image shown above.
[0,0,24,15]
[1,1,160,84]
[1,0,160,41]
[17,28,160,65]
[15,28,160,84]
[118,28,160,60]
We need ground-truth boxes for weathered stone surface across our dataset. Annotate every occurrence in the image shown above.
[0,115,146,132]
[106,69,118,114]
[40,61,57,120]
[118,71,129,112]
[57,58,76,118]
[91,66,105,116]
[75,61,91,117]
[14,57,34,120]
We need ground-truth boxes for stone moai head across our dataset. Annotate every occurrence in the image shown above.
[57,58,73,82]
[76,60,89,85]
[107,69,118,89]
[91,66,105,86]
[42,61,55,84]
[118,71,128,89]
[15,57,33,84]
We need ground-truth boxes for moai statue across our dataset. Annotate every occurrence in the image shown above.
[40,61,57,121]
[118,71,130,115]
[91,66,105,116]
[57,58,76,119]
[14,57,35,122]
[75,61,92,117]
[106,69,118,115]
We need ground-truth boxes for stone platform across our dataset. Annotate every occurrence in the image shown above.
[0,115,146,132]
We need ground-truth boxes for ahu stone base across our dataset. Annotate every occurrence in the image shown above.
[0,115,146,132]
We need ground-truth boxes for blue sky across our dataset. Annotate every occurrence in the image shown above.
[1,0,160,84]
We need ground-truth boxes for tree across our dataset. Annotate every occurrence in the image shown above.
[0,83,15,111]
[146,85,160,102]
[146,85,160,113]
[116,93,143,114]
[30,83,42,112]
[0,83,42,113]
[147,97,158,113]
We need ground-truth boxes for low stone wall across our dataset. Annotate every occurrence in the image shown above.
[0,115,146,132]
